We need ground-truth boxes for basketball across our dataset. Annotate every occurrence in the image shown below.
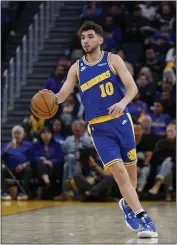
[31,90,58,119]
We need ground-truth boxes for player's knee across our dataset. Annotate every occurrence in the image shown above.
[107,161,126,175]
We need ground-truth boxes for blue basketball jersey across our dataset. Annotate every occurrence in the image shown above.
[77,51,128,122]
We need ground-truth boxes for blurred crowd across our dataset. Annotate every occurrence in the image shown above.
[1,1,176,202]
[1,1,27,61]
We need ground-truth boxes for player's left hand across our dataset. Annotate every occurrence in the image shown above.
[108,101,126,117]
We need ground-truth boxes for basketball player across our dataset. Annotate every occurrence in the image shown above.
[43,21,158,238]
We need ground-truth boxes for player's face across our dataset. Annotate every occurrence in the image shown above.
[81,30,103,54]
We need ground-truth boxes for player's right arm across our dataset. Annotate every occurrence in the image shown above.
[46,62,78,104]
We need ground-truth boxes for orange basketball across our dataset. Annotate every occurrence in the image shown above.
[31,91,58,119]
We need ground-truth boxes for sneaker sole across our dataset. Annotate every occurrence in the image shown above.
[119,199,140,231]
[138,231,158,238]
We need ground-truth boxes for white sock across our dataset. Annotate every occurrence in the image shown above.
[135,209,146,216]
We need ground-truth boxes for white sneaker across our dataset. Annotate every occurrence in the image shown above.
[1,193,12,200]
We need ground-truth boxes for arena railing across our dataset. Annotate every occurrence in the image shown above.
[2,1,63,123]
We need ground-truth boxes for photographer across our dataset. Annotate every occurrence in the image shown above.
[73,148,114,202]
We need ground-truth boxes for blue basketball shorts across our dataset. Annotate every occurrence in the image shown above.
[88,113,137,170]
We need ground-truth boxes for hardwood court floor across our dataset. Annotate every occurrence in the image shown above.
[1,201,176,244]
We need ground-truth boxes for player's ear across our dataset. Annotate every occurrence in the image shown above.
[99,37,104,45]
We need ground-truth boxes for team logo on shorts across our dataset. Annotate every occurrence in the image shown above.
[127,149,136,161]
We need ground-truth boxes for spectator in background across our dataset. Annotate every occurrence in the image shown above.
[57,55,71,74]
[162,67,176,86]
[78,119,90,138]
[127,92,149,123]
[43,63,65,94]
[80,1,103,18]
[22,117,39,143]
[31,127,64,199]
[154,23,174,45]
[117,49,134,76]
[149,101,172,136]
[63,120,92,169]
[65,33,82,58]
[60,94,80,129]
[51,118,65,146]
[156,3,174,25]
[136,74,156,106]
[102,16,121,52]
[141,114,163,143]
[80,2,104,26]
[22,117,34,142]
[149,123,176,201]
[125,5,150,42]
[56,120,92,200]
[73,148,114,201]
[154,35,172,63]
[71,49,84,63]
[107,4,126,34]
[1,125,32,200]
[134,124,154,194]
[144,47,164,80]
[139,1,157,21]
[159,92,176,119]
[139,66,153,82]
[156,78,176,104]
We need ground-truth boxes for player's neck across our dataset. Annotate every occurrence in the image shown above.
[85,49,103,64]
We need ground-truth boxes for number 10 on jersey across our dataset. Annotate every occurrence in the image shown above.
[100,82,114,97]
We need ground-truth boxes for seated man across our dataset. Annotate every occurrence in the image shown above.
[73,148,115,202]
[1,125,32,200]
[55,120,92,200]
[134,124,155,194]
[149,101,172,136]
[148,123,176,201]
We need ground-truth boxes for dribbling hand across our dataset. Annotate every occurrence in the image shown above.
[108,101,126,117]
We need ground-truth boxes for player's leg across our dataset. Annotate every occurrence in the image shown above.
[125,164,137,189]
[88,122,158,237]
[116,113,158,237]
[107,161,142,211]
[88,121,139,213]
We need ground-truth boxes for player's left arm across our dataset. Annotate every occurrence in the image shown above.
[108,54,138,116]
